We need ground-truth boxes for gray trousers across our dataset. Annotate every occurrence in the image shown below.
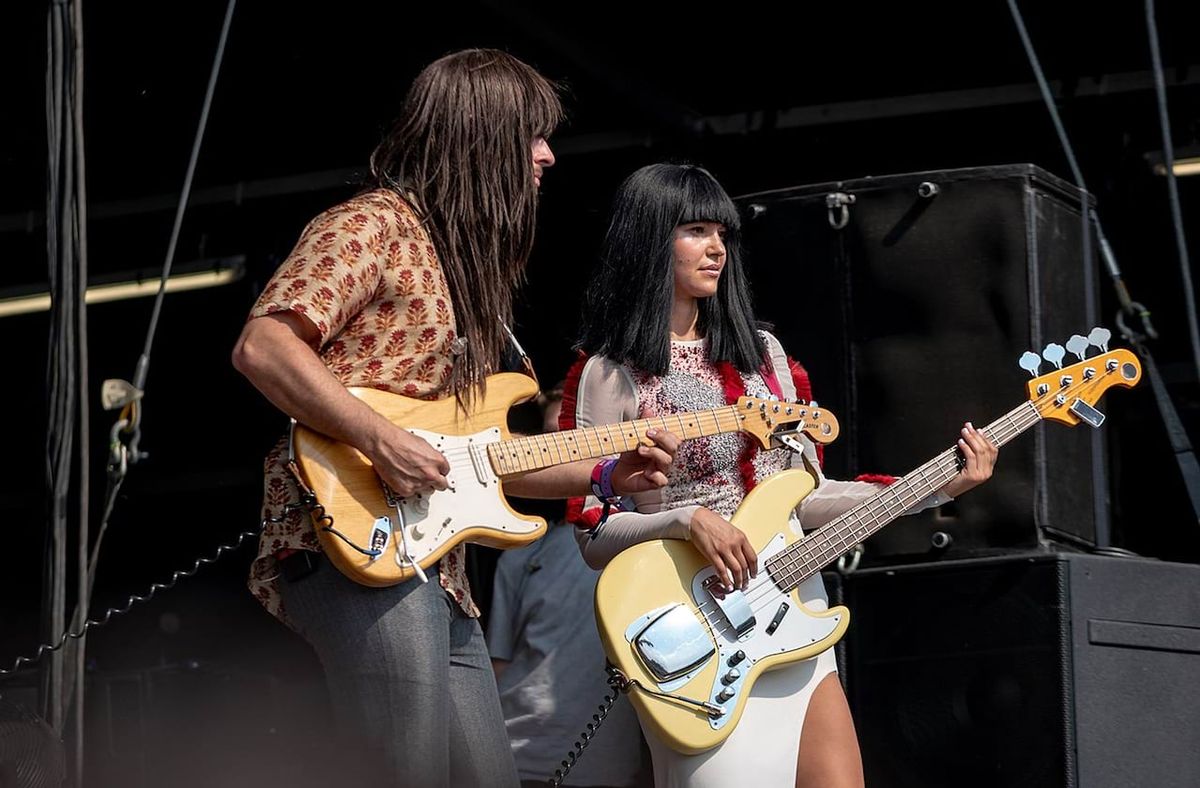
[281,556,519,788]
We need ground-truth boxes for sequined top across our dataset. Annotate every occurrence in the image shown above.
[564,334,951,567]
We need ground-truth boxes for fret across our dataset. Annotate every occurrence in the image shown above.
[488,444,507,476]
[522,436,540,472]
[507,436,526,473]
[1000,412,1021,443]
[489,400,770,480]
[528,434,546,469]
[603,423,619,454]
[711,407,730,436]
[674,412,691,440]
[532,435,548,469]
[580,426,601,457]
[623,420,643,452]
[560,429,581,461]
[771,403,1051,593]
[548,433,567,466]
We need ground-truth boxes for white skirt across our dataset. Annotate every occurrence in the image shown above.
[643,573,838,788]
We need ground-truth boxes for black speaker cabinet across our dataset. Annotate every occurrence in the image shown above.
[737,164,1108,563]
[836,552,1200,788]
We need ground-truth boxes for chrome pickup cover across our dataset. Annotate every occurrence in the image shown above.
[632,604,715,682]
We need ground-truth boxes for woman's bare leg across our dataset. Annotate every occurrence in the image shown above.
[794,672,864,788]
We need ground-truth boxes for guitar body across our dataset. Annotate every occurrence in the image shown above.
[293,372,546,587]
[594,469,850,755]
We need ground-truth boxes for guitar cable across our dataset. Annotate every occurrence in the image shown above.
[546,667,627,787]
[0,497,309,678]
[546,666,724,787]
[0,528,260,678]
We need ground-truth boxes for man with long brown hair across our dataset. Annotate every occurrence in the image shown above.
[232,49,678,787]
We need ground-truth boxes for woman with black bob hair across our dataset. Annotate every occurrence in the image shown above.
[563,163,999,787]
[578,163,766,377]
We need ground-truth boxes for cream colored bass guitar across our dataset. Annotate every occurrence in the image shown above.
[290,372,838,587]
[595,342,1141,754]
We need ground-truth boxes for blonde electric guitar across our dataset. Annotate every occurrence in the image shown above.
[595,335,1141,754]
[290,371,839,587]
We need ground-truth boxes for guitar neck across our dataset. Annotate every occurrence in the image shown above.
[766,401,1042,592]
[488,405,747,476]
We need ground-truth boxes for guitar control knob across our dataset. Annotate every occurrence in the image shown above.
[728,650,746,666]
[717,687,735,703]
[721,669,741,685]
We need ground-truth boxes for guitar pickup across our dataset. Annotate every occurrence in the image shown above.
[765,601,790,635]
[632,604,715,682]
[703,577,756,637]
[465,427,505,486]
[1069,398,1105,428]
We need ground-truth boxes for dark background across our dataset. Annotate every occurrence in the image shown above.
[2,2,1199,784]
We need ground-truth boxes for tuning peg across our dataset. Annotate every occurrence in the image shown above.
[1066,334,1090,361]
[1088,327,1112,353]
[1042,343,1066,370]
[1018,351,1042,377]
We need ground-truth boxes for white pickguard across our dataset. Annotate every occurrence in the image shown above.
[373,427,539,567]
[687,533,843,730]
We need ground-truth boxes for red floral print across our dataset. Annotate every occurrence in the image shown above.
[245,190,473,627]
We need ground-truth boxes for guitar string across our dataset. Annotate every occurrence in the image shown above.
[340,360,1119,593]
[617,365,1121,710]
[688,372,1088,617]
[430,407,777,466]
[768,363,1124,592]
[728,366,1119,609]
[355,367,1052,589]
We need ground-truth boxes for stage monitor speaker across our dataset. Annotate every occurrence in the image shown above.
[737,164,1107,563]
[836,552,1200,788]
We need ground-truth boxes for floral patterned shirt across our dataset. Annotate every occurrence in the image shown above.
[246,188,478,625]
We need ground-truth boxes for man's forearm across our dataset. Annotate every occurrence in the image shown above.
[232,314,387,455]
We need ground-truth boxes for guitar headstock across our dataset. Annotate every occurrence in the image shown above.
[736,396,840,448]
[1024,331,1141,426]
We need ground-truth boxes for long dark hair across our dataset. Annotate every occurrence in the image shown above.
[577,163,766,375]
[370,49,563,399]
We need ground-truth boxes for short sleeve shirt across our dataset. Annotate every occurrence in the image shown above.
[246,188,478,625]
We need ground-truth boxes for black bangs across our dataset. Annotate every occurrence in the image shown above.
[576,162,768,377]
[676,166,742,233]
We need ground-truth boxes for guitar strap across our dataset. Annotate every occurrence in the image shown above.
[759,362,784,400]
[501,320,540,387]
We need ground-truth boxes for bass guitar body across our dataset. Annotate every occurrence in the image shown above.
[594,469,849,755]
